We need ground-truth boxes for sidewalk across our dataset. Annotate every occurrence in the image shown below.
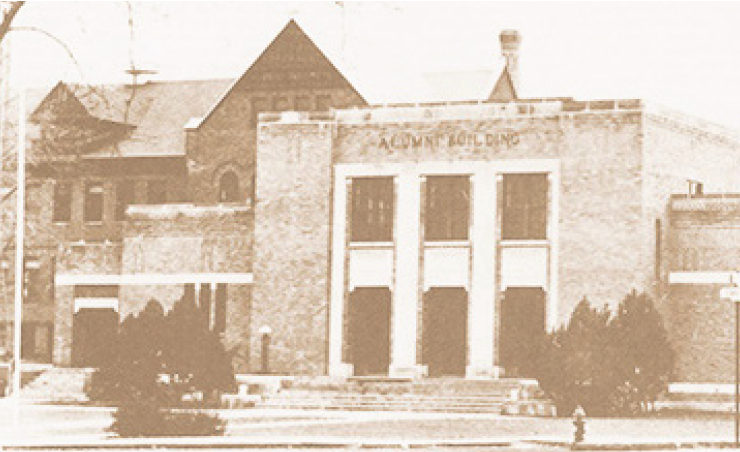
[1,405,739,450]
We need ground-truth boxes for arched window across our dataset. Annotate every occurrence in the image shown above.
[218,171,240,202]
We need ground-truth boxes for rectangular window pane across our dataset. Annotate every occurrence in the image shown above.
[52,182,72,222]
[350,177,394,242]
[116,180,135,221]
[146,180,167,205]
[250,97,268,127]
[295,95,312,111]
[272,96,289,111]
[316,95,332,111]
[83,182,103,222]
[214,284,227,334]
[425,175,470,241]
[502,173,548,240]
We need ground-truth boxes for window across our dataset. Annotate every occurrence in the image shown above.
[316,94,332,111]
[214,284,227,334]
[115,180,135,221]
[250,97,268,127]
[425,176,470,241]
[218,171,240,202]
[295,96,312,111]
[52,182,72,223]
[83,182,104,223]
[146,180,167,205]
[350,177,394,242]
[23,260,41,303]
[272,96,289,111]
[501,173,548,240]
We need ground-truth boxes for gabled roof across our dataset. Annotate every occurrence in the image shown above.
[31,79,231,158]
[196,19,366,129]
[488,66,517,102]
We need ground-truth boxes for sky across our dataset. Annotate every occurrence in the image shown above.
[7,1,740,129]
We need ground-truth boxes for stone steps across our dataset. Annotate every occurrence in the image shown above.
[256,376,554,415]
[18,367,91,403]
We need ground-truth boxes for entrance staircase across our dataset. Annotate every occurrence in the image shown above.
[16,367,91,404]
[256,377,556,415]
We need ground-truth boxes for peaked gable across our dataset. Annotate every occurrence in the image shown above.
[488,66,517,102]
[30,82,90,122]
[197,19,365,128]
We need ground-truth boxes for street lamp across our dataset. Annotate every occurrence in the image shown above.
[720,275,740,447]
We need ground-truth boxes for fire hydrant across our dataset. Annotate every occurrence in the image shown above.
[573,405,586,444]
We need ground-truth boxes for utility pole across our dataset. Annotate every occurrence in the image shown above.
[11,84,24,426]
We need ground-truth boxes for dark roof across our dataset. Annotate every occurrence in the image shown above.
[488,66,517,102]
[32,79,231,158]
[196,19,366,128]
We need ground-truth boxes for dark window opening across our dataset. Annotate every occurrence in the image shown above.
[52,182,72,223]
[350,177,394,242]
[316,95,332,111]
[23,260,42,303]
[83,182,104,223]
[218,171,240,203]
[214,284,227,334]
[273,96,290,111]
[250,97,268,127]
[502,173,548,240]
[146,180,167,205]
[295,96,312,111]
[425,175,470,241]
[115,180,135,221]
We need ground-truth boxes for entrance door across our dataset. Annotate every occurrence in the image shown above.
[422,287,468,377]
[347,287,391,376]
[499,287,546,377]
[72,308,118,368]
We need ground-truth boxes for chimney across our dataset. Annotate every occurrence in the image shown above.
[499,30,522,93]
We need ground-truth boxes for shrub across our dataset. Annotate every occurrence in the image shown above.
[534,291,674,417]
[87,294,236,436]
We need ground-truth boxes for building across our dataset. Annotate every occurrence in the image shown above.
[2,19,740,386]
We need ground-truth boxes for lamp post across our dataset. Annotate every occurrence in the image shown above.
[259,325,272,375]
[720,275,740,447]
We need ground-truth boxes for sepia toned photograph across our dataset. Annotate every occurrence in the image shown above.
[3,1,740,450]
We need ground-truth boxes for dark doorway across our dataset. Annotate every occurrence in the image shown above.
[422,287,468,377]
[499,287,546,377]
[21,322,53,362]
[72,308,118,368]
[347,287,391,376]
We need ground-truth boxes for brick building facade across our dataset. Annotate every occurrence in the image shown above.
[2,20,740,384]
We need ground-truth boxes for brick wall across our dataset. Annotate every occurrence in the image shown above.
[335,109,645,324]
[253,120,335,374]
[122,204,253,370]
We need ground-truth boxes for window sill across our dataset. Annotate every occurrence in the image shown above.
[83,221,104,226]
[52,221,71,226]
[348,241,394,249]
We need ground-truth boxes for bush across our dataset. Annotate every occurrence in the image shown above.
[111,401,225,437]
[534,291,674,417]
[87,294,236,437]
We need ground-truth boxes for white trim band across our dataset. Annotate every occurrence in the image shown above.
[74,298,119,312]
[668,271,733,285]
[56,273,254,286]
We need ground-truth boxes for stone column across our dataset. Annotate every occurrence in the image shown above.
[389,171,425,378]
[467,166,498,378]
[328,173,352,377]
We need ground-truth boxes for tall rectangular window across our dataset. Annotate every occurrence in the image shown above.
[250,97,268,127]
[425,176,470,241]
[350,177,394,242]
[146,179,167,205]
[316,94,332,111]
[52,181,72,223]
[83,182,104,223]
[502,173,548,240]
[295,95,312,111]
[115,180,135,221]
